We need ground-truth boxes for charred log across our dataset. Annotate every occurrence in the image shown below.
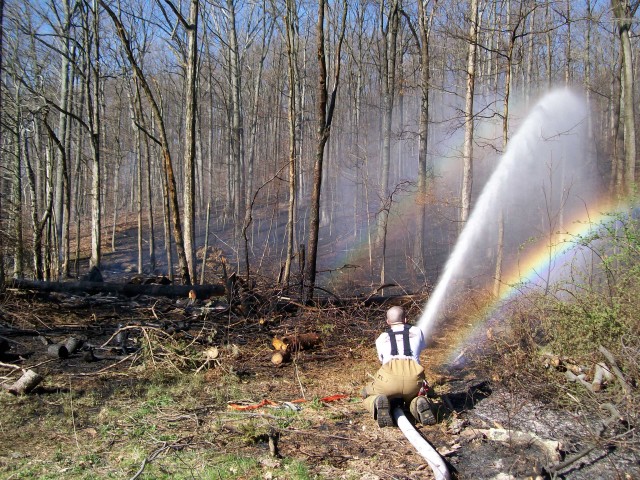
[47,344,69,359]
[64,337,84,354]
[10,279,225,299]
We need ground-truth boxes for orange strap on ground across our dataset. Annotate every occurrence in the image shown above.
[228,394,348,410]
[319,394,348,402]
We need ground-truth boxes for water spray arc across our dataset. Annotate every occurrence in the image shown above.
[388,90,593,477]
[417,89,592,341]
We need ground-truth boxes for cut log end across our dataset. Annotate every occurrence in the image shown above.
[47,344,69,359]
[65,337,84,355]
[271,351,291,365]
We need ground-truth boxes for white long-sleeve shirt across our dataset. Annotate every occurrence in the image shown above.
[375,324,425,365]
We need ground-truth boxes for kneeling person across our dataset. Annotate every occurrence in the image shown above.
[362,306,435,427]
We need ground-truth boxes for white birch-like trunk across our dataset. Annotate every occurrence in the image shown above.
[183,0,199,283]
[461,0,478,226]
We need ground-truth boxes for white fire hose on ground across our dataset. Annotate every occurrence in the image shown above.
[392,406,451,480]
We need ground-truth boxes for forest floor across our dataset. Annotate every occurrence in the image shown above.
[1,219,638,479]
[1,284,637,480]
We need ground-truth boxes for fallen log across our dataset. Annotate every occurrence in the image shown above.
[47,344,69,359]
[271,333,321,365]
[8,369,43,395]
[65,337,84,355]
[10,279,225,299]
[279,333,321,352]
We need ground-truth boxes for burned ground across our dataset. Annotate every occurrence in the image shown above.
[0,287,637,480]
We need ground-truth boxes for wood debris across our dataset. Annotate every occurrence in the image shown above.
[271,333,321,365]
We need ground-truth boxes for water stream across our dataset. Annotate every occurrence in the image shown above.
[417,90,593,339]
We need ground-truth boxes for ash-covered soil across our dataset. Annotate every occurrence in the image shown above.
[0,288,637,479]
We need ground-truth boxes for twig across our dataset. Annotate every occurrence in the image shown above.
[129,457,149,480]
[549,401,625,475]
[71,353,135,376]
[69,375,80,451]
[549,442,598,475]
[293,349,306,400]
[141,328,157,367]
[129,443,170,480]
[0,361,22,370]
[129,438,194,480]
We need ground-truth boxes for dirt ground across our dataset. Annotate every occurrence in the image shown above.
[0,287,638,480]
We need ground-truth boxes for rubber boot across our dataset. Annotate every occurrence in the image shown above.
[374,395,394,427]
[410,396,436,426]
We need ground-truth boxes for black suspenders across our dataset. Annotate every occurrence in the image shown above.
[387,324,412,357]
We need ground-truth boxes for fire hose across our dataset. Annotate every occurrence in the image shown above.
[392,406,451,480]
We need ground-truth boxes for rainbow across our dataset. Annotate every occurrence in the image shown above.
[440,194,627,366]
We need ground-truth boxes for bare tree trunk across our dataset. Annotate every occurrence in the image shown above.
[161,160,174,281]
[54,0,73,278]
[283,0,298,287]
[145,122,156,272]
[200,201,210,284]
[585,0,593,143]
[611,0,637,195]
[242,9,273,280]
[85,0,101,270]
[136,113,143,272]
[0,0,4,287]
[461,0,478,226]
[61,48,77,278]
[183,0,199,283]
[111,157,121,253]
[26,120,55,280]
[610,46,624,195]
[11,83,23,278]
[564,0,571,85]
[304,0,347,301]
[226,0,245,232]
[524,7,535,106]
[415,0,437,283]
[73,79,86,277]
[377,0,399,250]
[545,1,552,88]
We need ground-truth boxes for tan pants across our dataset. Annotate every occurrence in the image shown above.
[363,359,425,416]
